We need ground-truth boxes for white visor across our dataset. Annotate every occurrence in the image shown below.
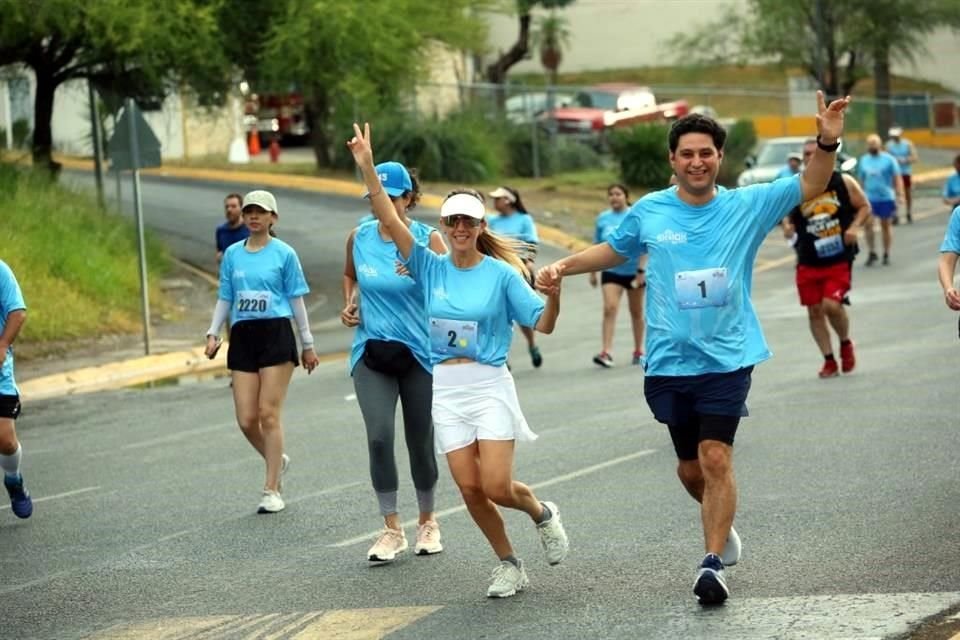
[440,193,486,219]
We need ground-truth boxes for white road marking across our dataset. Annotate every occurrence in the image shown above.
[344,393,357,402]
[0,485,100,511]
[328,449,657,547]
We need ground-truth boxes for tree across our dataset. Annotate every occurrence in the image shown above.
[261,0,490,168]
[0,0,230,173]
[484,0,576,87]
[531,10,572,86]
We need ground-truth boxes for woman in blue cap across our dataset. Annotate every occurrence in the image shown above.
[348,123,570,599]
[341,161,449,563]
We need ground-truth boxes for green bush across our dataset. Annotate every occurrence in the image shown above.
[609,123,673,188]
[551,137,603,173]
[505,126,551,177]
[717,119,757,187]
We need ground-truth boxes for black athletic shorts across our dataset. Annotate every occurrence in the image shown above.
[600,271,636,289]
[644,367,754,460]
[227,318,299,373]
[0,394,22,419]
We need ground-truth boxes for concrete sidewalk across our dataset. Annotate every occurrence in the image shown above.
[20,157,953,401]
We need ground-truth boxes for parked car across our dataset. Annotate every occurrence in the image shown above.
[737,136,856,187]
[504,91,574,125]
[545,83,689,148]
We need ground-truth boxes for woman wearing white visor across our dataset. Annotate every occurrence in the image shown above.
[347,123,570,599]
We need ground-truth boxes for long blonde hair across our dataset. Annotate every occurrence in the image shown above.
[446,188,531,279]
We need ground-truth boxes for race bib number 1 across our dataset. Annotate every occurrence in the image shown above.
[236,290,272,316]
[430,318,479,360]
[676,268,729,310]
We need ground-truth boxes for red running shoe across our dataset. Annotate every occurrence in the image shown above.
[840,341,856,373]
[819,359,839,378]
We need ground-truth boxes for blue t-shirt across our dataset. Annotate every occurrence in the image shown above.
[857,152,901,203]
[594,208,640,277]
[218,238,309,324]
[403,241,545,367]
[0,260,26,395]
[487,213,539,245]
[607,177,803,376]
[943,173,960,200]
[940,206,960,253]
[885,139,913,176]
[215,222,250,253]
[349,220,436,374]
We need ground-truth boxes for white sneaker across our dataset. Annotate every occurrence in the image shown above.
[279,454,290,491]
[367,528,408,562]
[536,501,569,565]
[486,560,529,598]
[257,490,285,514]
[721,526,741,566]
[592,352,614,368]
[415,520,443,555]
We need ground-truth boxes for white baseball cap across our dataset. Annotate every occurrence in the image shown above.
[488,187,517,203]
[440,193,486,219]
[888,126,903,137]
[242,190,278,214]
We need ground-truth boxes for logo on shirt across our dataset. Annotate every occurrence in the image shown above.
[432,286,448,300]
[357,263,378,277]
[657,229,688,244]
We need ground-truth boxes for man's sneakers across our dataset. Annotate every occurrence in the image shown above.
[632,350,644,366]
[414,520,443,555]
[840,340,856,373]
[529,345,543,368]
[536,501,569,565]
[257,490,284,514]
[367,527,408,562]
[487,559,529,598]
[721,527,741,566]
[865,252,879,267]
[4,473,32,519]
[693,553,729,605]
[593,351,614,368]
[818,358,839,378]
[882,253,890,266]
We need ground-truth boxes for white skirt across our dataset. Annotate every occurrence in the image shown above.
[432,362,538,455]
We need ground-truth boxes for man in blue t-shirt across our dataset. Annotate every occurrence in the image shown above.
[938,206,960,320]
[943,153,960,211]
[884,126,917,223]
[857,134,903,266]
[215,193,250,265]
[536,92,851,605]
[0,260,32,520]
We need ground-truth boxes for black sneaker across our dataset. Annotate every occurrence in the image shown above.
[882,254,890,266]
[906,212,913,224]
[865,252,879,267]
[529,346,543,368]
[892,215,900,226]
[693,553,728,605]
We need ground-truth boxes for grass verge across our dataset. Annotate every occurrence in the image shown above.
[3,163,172,347]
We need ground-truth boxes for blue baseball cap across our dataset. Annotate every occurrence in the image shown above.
[365,161,412,198]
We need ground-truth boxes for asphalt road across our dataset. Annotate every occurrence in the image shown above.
[5,186,959,639]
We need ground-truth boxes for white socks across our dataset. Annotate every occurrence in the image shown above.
[0,443,22,478]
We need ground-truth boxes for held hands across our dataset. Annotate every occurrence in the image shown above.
[395,261,411,278]
[340,302,360,327]
[204,335,222,360]
[302,348,319,374]
[535,262,566,296]
[945,287,960,311]
[346,122,374,169]
[815,90,851,143]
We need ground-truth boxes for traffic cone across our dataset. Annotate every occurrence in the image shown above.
[248,129,261,155]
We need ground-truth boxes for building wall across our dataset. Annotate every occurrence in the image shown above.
[484,0,960,92]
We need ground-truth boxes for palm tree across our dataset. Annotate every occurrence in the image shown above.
[531,11,572,86]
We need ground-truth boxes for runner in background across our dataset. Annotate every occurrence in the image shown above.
[216,193,250,266]
[857,134,903,266]
[884,126,918,224]
[0,260,31,520]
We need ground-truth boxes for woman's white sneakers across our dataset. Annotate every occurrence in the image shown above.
[536,501,570,565]
[257,490,285,514]
[415,520,444,555]
[487,560,529,598]
[722,526,741,566]
[367,528,409,562]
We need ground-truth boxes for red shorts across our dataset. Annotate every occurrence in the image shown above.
[796,262,851,306]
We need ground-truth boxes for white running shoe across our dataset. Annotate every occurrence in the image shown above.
[721,526,741,566]
[279,453,290,491]
[536,501,569,565]
[487,560,529,598]
[257,490,285,514]
[414,520,443,555]
[367,528,408,562]
[593,352,614,368]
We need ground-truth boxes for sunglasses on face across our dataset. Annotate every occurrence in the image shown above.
[442,215,482,228]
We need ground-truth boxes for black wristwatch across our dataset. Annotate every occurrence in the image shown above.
[816,135,840,152]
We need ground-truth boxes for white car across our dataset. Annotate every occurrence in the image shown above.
[737,136,857,187]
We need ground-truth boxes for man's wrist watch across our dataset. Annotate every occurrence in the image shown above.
[816,136,841,152]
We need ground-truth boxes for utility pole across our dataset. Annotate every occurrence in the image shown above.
[87,80,105,209]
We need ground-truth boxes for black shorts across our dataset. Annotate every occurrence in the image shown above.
[644,367,754,460]
[227,318,299,373]
[0,394,22,419]
[600,271,636,289]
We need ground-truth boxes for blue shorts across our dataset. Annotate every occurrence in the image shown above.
[870,200,897,219]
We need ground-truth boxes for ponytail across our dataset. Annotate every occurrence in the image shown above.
[477,229,532,280]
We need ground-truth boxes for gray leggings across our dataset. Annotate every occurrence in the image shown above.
[352,359,438,516]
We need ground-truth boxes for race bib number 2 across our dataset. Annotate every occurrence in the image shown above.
[236,290,272,316]
[676,268,729,310]
[430,318,479,360]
